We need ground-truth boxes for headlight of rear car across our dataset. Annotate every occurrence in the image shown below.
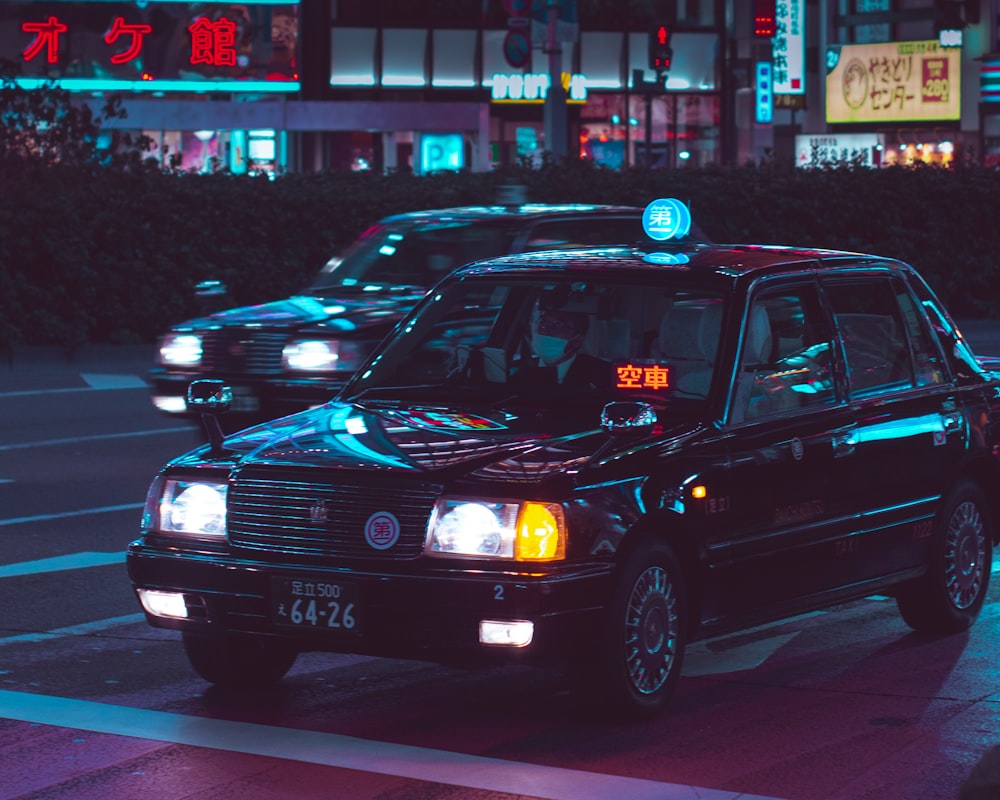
[158,333,203,367]
[143,476,227,539]
[282,339,366,373]
[425,499,566,561]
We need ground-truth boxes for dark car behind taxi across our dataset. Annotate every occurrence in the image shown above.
[128,199,1000,719]
[149,202,649,426]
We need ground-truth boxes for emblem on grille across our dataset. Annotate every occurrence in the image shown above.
[365,511,400,550]
[228,340,250,356]
[309,499,329,523]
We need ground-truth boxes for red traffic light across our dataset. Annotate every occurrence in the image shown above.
[753,0,777,38]
[649,23,673,71]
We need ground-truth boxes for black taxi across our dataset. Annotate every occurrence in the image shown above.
[149,202,648,426]
[127,199,1000,719]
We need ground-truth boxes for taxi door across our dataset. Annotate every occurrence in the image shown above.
[818,272,966,586]
[699,280,859,624]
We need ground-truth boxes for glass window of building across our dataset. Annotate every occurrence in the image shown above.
[432,30,478,87]
[382,28,428,86]
[580,32,625,90]
[330,27,377,86]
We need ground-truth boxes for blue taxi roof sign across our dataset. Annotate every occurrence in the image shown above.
[642,198,692,242]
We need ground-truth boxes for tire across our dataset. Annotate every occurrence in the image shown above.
[896,480,992,634]
[182,633,298,689]
[578,540,688,720]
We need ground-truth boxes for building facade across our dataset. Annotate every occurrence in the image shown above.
[2,1,996,172]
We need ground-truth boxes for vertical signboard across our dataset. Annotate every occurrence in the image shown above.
[826,40,959,123]
[773,0,805,95]
[756,61,773,123]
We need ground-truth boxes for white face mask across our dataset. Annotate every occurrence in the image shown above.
[532,332,569,365]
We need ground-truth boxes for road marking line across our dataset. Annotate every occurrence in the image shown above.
[0,427,194,452]
[81,373,148,389]
[0,503,142,527]
[0,551,124,578]
[0,384,145,399]
[0,614,145,646]
[0,689,785,800]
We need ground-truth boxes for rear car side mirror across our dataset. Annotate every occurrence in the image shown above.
[186,380,232,453]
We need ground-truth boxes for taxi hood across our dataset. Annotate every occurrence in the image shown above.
[177,289,427,333]
[179,398,699,481]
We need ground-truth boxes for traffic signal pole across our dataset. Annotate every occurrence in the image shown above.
[543,0,567,160]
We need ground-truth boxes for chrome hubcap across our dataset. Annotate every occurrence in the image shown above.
[945,500,986,609]
[624,565,678,695]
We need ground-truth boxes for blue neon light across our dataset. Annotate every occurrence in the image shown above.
[642,198,692,242]
[11,78,300,94]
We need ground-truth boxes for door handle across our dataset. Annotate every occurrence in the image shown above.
[833,426,858,458]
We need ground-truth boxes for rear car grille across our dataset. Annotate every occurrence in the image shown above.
[228,468,440,558]
[200,330,287,374]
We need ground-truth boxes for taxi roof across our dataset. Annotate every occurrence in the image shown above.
[453,242,900,282]
[380,203,645,223]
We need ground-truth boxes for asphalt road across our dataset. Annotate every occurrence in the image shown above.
[3,332,1000,800]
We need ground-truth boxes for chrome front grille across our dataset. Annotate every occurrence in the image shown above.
[228,468,440,558]
[200,330,287,374]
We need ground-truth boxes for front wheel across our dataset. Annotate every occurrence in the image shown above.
[896,480,992,634]
[182,633,298,689]
[578,540,688,720]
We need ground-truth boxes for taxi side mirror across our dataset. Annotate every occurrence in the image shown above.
[186,380,232,453]
[600,401,656,436]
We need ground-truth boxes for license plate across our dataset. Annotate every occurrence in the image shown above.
[270,577,360,634]
[229,386,260,413]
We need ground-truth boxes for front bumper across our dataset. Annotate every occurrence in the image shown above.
[126,541,614,667]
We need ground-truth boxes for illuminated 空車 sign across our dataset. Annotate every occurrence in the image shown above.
[4,1,300,94]
[616,362,669,391]
[825,40,959,124]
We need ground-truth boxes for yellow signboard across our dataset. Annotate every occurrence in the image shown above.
[826,40,960,124]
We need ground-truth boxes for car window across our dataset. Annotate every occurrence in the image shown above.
[345,276,724,415]
[823,276,915,397]
[730,283,837,423]
[522,218,642,251]
[891,278,948,387]
[310,221,518,291]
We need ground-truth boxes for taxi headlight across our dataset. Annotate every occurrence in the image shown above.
[143,477,227,539]
[425,499,566,561]
[159,333,203,367]
[282,339,366,373]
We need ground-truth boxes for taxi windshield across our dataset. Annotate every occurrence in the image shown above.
[308,221,519,293]
[345,275,726,413]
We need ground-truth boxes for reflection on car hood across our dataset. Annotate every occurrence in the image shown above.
[177,401,700,481]
[176,289,428,333]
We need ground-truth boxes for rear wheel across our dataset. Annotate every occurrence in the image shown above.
[182,633,298,689]
[578,540,687,720]
[896,480,992,634]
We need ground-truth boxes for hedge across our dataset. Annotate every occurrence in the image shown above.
[2,159,998,350]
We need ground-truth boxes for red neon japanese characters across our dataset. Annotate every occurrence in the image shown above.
[188,17,237,67]
[22,16,68,64]
[104,17,153,65]
[616,363,670,391]
[21,14,245,71]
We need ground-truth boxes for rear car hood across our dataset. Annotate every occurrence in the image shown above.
[177,290,427,333]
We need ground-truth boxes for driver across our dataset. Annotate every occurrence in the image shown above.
[513,304,612,389]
